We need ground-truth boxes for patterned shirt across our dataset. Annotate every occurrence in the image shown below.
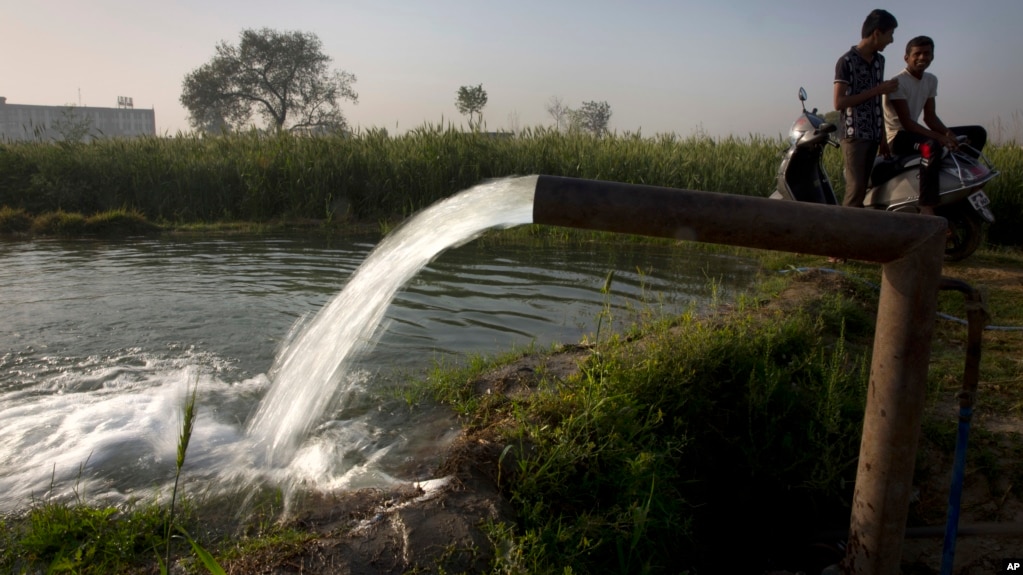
[834,47,886,142]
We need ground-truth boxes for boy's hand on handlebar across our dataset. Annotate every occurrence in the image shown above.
[940,132,960,150]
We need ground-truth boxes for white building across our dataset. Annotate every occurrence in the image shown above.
[0,96,156,143]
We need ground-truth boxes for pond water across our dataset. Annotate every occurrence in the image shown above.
[0,222,758,513]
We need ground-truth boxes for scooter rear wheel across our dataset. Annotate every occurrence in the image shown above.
[942,209,983,262]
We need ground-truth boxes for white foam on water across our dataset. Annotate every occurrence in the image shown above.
[0,352,257,510]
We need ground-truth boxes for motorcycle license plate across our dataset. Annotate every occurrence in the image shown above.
[968,191,995,223]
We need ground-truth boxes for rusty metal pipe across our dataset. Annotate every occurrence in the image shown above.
[842,250,944,575]
[534,175,944,262]
[936,278,988,411]
[531,175,948,575]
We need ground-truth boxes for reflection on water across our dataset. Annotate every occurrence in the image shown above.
[0,232,757,512]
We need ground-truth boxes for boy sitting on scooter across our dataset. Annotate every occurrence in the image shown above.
[883,35,987,216]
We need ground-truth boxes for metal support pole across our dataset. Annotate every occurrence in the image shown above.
[531,175,948,575]
[841,248,945,574]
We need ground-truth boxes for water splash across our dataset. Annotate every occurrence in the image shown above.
[244,176,538,466]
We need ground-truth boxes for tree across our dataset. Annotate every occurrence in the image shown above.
[545,96,570,132]
[180,28,358,133]
[455,84,488,131]
[576,100,612,136]
[51,105,95,142]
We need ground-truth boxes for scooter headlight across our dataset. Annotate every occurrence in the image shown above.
[789,117,812,144]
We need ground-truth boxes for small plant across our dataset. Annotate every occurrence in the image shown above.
[0,206,32,233]
[163,379,199,567]
[9,497,166,573]
[158,376,227,575]
[30,210,87,235]
[84,208,160,236]
[592,269,616,345]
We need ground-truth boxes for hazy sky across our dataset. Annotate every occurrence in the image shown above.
[5,0,1023,140]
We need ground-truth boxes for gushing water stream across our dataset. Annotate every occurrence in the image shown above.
[0,175,757,512]
[247,176,538,466]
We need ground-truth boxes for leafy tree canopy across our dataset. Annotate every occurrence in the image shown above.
[575,100,612,136]
[180,28,358,133]
[455,84,488,131]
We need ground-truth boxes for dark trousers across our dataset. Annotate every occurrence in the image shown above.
[889,125,988,207]
[840,138,879,208]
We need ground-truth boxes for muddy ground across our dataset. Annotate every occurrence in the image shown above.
[216,267,1023,575]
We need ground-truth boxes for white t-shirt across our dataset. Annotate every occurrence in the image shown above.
[883,69,938,144]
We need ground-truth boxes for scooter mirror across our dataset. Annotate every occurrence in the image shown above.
[798,87,807,101]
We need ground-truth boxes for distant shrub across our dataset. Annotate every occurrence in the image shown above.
[31,211,87,235]
[84,209,160,237]
[0,206,32,234]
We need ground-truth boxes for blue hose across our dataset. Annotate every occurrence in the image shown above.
[941,405,972,575]
[935,278,987,575]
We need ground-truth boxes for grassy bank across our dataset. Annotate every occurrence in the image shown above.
[2,128,1021,244]
[425,266,873,573]
[3,244,1020,573]
[416,247,1023,574]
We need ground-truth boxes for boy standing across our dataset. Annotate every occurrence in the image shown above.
[834,9,900,208]
[883,36,988,215]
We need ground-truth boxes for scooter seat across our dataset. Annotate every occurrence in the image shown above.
[869,155,921,187]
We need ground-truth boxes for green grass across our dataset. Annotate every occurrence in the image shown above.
[411,263,877,574]
[414,247,1023,574]
[6,207,160,237]
[8,500,168,573]
[3,127,1020,245]
[0,206,33,233]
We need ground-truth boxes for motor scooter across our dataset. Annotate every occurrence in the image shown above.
[769,88,999,261]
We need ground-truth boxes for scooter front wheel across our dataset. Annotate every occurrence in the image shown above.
[942,208,983,262]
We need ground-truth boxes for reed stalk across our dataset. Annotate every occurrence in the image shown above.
[165,379,199,567]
